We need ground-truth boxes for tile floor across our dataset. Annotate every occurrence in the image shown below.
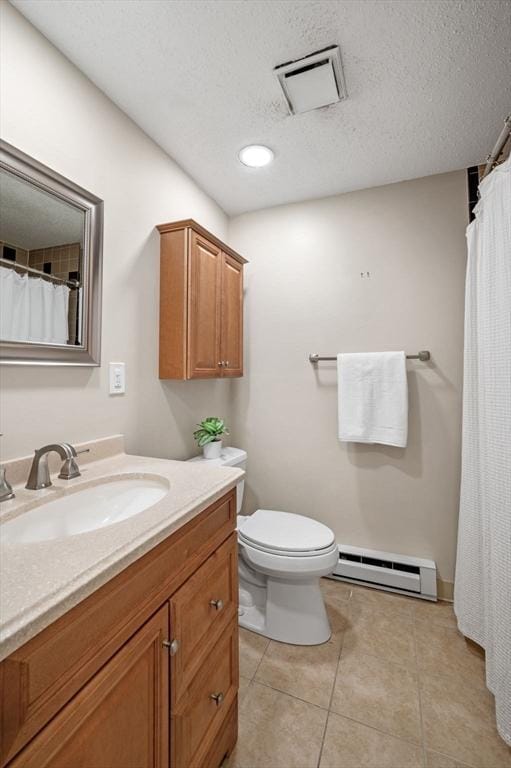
[227,579,511,768]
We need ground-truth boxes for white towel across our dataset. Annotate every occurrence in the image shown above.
[337,352,408,447]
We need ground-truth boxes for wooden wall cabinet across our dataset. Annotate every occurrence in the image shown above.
[1,490,239,768]
[157,220,247,380]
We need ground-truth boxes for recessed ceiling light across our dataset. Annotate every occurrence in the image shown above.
[238,145,274,168]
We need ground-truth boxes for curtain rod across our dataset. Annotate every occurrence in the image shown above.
[0,258,80,289]
[482,115,511,180]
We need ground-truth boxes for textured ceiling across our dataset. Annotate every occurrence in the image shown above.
[11,0,511,215]
[0,170,84,250]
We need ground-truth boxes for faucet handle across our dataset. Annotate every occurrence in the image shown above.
[60,442,77,457]
[58,457,81,480]
[58,445,89,480]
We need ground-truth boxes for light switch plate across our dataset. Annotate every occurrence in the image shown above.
[109,362,126,395]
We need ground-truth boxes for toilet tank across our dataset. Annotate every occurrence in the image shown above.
[187,447,247,514]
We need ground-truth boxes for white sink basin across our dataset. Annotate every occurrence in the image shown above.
[1,475,169,545]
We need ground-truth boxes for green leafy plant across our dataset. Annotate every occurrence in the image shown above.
[193,417,229,448]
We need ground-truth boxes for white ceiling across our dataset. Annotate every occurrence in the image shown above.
[11,0,511,215]
[0,170,84,250]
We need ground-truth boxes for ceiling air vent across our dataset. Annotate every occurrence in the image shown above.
[274,45,347,115]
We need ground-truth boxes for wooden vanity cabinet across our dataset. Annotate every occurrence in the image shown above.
[157,219,247,380]
[7,607,170,768]
[0,489,239,768]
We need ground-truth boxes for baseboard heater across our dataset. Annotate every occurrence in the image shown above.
[327,544,437,601]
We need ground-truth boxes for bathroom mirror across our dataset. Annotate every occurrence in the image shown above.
[0,140,103,365]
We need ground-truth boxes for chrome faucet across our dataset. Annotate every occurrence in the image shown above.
[0,433,15,502]
[0,466,15,502]
[26,443,81,490]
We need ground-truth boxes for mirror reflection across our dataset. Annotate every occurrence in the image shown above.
[0,169,85,346]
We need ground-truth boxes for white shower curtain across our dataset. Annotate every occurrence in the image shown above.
[0,266,70,344]
[454,154,511,745]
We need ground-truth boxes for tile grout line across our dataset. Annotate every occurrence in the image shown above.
[241,589,351,768]
[251,637,271,681]
[321,709,428,749]
[328,591,430,757]
[242,590,466,768]
[412,615,428,768]
[317,711,332,768]
[248,607,349,713]
[234,637,270,767]
[316,588,352,768]
[414,665,480,768]
[414,661,488,695]
[252,678,330,713]
[427,748,479,768]
[319,589,434,765]
[252,661,429,750]
[240,587,468,768]
[413,610,485,768]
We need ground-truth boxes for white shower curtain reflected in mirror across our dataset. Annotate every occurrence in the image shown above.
[0,266,70,345]
[454,154,511,745]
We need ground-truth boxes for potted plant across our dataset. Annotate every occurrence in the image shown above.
[193,417,229,459]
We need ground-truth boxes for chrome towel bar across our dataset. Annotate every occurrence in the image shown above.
[309,350,431,363]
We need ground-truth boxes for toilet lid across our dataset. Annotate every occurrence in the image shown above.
[238,509,335,555]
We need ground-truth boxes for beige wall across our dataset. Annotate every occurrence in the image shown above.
[228,172,468,583]
[0,3,234,462]
[1,4,468,585]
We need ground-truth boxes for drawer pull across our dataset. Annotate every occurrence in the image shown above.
[210,692,224,706]
[209,598,224,611]
[162,638,179,655]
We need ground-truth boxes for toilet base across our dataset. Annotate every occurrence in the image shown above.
[238,603,266,635]
[238,575,332,645]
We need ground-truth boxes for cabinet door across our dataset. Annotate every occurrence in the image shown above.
[187,232,222,378]
[10,606,169,768]
[220,253,243,377]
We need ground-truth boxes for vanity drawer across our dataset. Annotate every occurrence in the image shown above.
[171,623,239,768]
[0,488,236,767]
[170,532,238,704]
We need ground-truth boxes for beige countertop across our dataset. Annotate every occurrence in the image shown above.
[0,445,243,661]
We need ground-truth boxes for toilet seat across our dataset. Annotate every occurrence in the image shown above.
[238,509,336,558]
[239,536,338,560]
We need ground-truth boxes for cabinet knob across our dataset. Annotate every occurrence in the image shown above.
[162,638,179,655]
[218,361,224,367]
[225,361,230,367]
[210,692,224,706]
[209,598,224,611]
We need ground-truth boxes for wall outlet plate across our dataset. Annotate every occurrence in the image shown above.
[109,362,126,395]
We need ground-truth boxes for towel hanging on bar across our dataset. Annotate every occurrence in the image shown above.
[337,351,408,447]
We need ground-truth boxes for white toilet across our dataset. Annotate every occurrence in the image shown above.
[189,447,338,645]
